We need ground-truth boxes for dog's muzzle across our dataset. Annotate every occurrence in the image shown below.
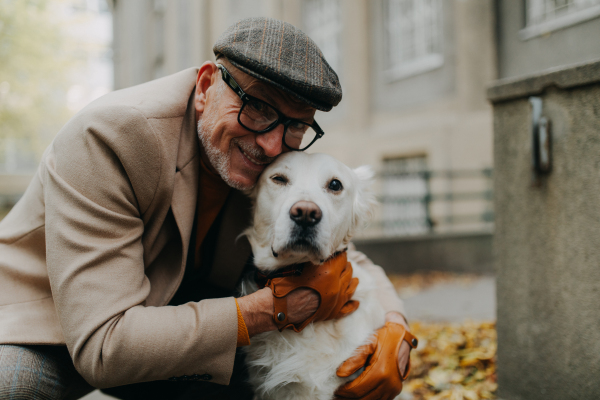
[287,200,322,254]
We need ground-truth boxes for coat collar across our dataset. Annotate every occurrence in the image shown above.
[170,91,201,258]
[176,81,200,172]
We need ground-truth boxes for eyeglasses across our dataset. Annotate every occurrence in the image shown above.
[217,64,324,151]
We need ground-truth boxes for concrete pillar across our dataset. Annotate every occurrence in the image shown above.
[488,59,600,400]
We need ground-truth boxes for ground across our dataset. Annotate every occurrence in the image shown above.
[392,273,497,400]
[83,273,497,400]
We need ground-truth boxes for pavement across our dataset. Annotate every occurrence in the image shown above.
[82,275,496,399]
[402,276,496,322]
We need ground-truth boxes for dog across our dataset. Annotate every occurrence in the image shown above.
[240,152,391,400]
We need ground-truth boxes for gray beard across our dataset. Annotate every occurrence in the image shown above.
[197,119,250,191]
[196,75,275,190]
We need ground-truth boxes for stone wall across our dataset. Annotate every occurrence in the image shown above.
[495,1,600,80]
[488,59,600,400]
[354,231,493,275]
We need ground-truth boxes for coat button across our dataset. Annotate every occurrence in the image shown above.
[411,338,418,347]
[200,373,212,381]
[277,312,286,321]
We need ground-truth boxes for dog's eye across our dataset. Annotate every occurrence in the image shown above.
[328,179,343,192]
[271,175,288,185]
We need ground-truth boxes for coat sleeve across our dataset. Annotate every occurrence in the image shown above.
[42,105,238,388]
[347,243,407,318]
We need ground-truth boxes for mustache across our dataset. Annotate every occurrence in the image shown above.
[232,138,276,164]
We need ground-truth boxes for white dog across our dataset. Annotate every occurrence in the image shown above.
[240,152,391,400]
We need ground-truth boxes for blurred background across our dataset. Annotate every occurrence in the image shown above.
[0,0,112,217]
[2,1,600,399]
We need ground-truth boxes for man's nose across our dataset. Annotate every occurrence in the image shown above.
[255,124,285,158]
[290,201,322,228]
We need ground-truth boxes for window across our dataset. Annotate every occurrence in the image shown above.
[383,0,443,81]
[521,0,600,39]
[303,0,343,74]
[381,156,431,236]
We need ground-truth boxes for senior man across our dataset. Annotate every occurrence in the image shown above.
[0,18,414,399]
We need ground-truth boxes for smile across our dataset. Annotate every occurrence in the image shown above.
[238,145,270,166]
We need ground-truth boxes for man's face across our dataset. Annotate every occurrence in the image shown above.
[196,61,317,191]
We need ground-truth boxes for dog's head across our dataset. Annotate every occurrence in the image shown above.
[244,152,376,271]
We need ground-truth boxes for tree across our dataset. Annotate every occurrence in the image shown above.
[0,0,77,170]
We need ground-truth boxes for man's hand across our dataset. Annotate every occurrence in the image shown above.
[386,312,412,376]
[238,252,359,335]
[236,287,320,337]
[285,287,321,324]
[266,252,360,332]
[335,319,418,400]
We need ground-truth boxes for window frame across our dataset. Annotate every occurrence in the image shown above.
[519,0,600,40]
[382,0,444,82]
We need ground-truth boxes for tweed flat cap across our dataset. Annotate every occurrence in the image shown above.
[213,17,342,111]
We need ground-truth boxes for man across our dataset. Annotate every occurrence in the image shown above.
[0,18,413,399]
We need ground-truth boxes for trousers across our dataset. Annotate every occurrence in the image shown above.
[0,344,253,400]
[0,345,94,400]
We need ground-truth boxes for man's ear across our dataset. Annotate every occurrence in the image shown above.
[195,61,219,116]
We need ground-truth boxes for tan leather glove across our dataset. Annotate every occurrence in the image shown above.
[335,322,418,400]
[265,252,359,332]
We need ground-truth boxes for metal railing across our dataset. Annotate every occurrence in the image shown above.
[360,168,494,238]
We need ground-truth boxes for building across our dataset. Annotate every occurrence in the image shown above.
[109,0,497,240]
[496,0,600,79]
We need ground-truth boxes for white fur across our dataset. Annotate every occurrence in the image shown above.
[241,152,388,400]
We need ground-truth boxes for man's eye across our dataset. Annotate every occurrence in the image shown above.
[289,121,308,132]
[249,100,266,112]
[271,175,288,185]
[328,179,343,192]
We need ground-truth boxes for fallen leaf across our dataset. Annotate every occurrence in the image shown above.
[400,321,497,400]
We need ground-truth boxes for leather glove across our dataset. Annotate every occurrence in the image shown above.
[265,252,359,332]
[335,322,418,400]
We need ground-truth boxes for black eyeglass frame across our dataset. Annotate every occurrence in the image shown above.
[216,64,325,151]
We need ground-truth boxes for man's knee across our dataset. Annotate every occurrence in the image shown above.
[0,345,92,400]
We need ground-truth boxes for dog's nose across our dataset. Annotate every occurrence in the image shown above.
[290,201,322,227]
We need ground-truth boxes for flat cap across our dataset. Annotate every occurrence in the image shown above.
[213,17,342,111]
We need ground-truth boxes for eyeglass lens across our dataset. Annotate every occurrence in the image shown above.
[239,99,318,150]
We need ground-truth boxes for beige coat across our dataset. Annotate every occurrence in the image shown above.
[0,68,404,388]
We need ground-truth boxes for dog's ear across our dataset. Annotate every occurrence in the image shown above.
[353,165,374,182]
[351,165,377,230]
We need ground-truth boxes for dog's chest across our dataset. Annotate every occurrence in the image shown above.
[243,264,386,400]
